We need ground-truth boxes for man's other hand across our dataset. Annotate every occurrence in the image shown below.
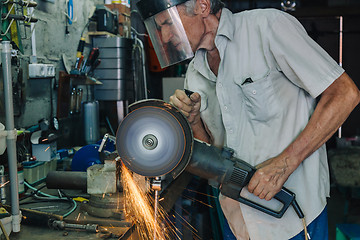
[169,89,202,125]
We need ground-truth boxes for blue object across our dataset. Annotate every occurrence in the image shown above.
[290,206,328,240]
[67,0,73,25]
[71,144,101,172]
[71,140,116,172]
[223,217,237,240]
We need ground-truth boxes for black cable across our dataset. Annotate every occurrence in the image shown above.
[292,200,305,219]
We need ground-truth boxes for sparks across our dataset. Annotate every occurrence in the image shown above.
[121,162,176,240]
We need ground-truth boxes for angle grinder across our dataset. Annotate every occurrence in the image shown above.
[116,99,304,219]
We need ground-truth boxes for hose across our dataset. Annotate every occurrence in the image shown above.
[24,181,77,218]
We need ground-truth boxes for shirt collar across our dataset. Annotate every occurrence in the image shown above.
[216,8,234,41]
[192,8,234,81]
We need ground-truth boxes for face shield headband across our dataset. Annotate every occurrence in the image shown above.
[137,0,194,68]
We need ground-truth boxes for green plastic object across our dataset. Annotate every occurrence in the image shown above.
[336,224,360,240]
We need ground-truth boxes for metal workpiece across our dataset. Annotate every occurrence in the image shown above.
[46,171,87,191]
[87,160,117,195]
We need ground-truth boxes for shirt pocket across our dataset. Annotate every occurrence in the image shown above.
[235,71,279,122]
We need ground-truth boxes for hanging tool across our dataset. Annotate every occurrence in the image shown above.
[87,59,101,76]
[67,0,73,25]
[81,47,99,75]
[64,0,73,34]
[74,37,85,69]
[116,99,305,219]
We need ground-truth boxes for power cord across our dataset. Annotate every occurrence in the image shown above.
[23,181,77,218]
[292,200,310,240]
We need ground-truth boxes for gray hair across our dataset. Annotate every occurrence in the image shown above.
[184,0,225,15]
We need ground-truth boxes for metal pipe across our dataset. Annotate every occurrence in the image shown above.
[134,37,148,100]
[28,7,37,63]
[1,41,21,232]
[46,171,87,191]
[338,16,343,139]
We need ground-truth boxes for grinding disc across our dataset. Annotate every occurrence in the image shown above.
[116,100,193,177]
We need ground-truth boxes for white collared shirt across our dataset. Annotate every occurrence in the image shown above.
[184,8,344,240]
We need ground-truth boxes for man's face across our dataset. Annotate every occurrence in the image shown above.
[176,4,204,52]
[154,5,204,53]
[155,9,187,52]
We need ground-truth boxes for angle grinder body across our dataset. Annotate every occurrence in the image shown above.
[116,99,298,218]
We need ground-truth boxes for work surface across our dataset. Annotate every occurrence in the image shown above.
[7,186,138,240]
[6,184,360,240]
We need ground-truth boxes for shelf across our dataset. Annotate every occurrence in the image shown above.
[69,74,102,85]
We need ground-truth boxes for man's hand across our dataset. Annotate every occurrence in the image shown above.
[169,89,201,125]
[247,155,297,201]
[169,89,212,143]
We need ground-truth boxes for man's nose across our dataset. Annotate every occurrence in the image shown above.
[161,26,173,43]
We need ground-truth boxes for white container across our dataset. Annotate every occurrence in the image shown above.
[0,123,6,155]
[0,215,12,237]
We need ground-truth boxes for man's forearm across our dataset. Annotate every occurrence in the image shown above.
[282,72,360,170]
[249,72,360,200]
[191,119,213,144]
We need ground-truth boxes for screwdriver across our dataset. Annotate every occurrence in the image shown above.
[74,37,85,69]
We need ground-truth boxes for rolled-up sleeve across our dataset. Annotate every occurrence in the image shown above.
[268,12,344,98]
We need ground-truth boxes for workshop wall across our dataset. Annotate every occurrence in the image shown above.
[0,0,102,129]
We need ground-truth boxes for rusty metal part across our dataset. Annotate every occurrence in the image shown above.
[50,220,99,233]
[1,13,38,22]
[5,0,38,7]
[81,193,125,219]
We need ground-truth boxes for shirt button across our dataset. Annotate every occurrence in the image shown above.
[228,129,234,134]
[218,83,223,88]
[224,106,228,111]
[252,90,257,95]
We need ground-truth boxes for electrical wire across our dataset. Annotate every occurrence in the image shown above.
[302,218,310,240]
[24,181,77,218]
[291,200,310,240]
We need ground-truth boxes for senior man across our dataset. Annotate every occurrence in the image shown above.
[136,0,360,239]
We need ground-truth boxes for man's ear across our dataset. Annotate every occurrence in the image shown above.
[197,0,211,17]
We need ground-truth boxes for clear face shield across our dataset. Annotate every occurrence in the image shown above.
[143,6,194,68]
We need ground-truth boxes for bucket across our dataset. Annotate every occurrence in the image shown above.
[0,123,6,155]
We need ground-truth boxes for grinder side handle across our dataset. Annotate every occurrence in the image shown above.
[237,187,295,218]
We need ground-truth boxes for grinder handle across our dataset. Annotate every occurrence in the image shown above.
[237,187,295,218]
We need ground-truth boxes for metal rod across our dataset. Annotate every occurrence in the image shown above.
[1,41,21,232]
[153,176,161,240]
[1,13,38,22]
[134,37,148,100]
[338,16,343,139]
